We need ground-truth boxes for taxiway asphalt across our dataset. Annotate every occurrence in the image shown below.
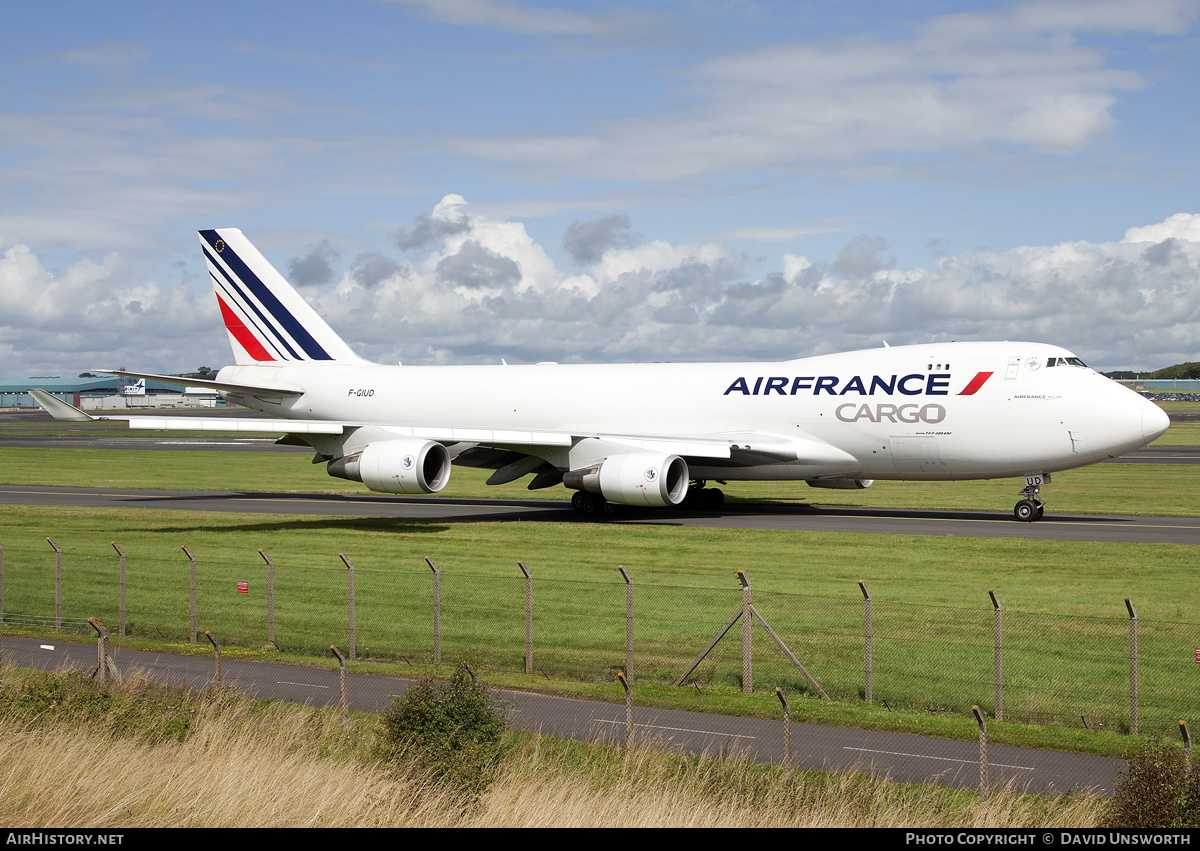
[1,483,1198,545]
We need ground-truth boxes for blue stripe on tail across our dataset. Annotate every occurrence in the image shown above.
[199,230,333,361]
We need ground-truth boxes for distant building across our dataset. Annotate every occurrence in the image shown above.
[0,375,226,410]
[1117,379,1200,393]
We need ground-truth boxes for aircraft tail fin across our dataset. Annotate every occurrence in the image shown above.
[199,228,365,365]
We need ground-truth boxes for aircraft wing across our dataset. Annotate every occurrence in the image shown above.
[30,389,853,466]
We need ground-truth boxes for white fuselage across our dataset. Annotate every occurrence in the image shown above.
[216,340,1166,483]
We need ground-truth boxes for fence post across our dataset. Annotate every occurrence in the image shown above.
[112,543,126,637]
[181,546,196,643]
[340,554,356,660]
[859,580,872,704]
[258,549,275,647]
[331,646,348,727]
[777,687,792,770]
[1181,721,1192,775]
[425,558,441,664]
[989,589,1002,721]
[739,570,752,693]
[87,618,120,684]
[618,671,632,747]
[1125,597,1138,736]
[619,566,638,681]
[205,630,222,688]
[519,562,532,674]
[47,538,61,632]
[973,705,988,802]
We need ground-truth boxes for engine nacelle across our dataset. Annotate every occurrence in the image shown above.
[563,452,689,507]
[806,478,874,489]
[327,439,451,494]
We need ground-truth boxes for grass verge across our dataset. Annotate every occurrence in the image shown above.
[0,667,1109,828]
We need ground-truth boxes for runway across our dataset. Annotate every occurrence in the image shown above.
[2,483,1199,545]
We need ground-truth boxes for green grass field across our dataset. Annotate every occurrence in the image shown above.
[0,499,1195,754]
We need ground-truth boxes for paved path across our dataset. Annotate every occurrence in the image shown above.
[0,634,1125,796]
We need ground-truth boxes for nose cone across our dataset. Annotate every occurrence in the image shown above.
[1076,376,1169,458]
[1142,399,1170,444]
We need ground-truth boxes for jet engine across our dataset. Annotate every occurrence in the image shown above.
[563,452,689,507]
[806,478,874,489]
[327,439,451,494]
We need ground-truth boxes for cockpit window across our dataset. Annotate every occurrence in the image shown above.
[1046,357,1089,368]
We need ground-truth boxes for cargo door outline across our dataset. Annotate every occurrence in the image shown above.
[890,435,947,475]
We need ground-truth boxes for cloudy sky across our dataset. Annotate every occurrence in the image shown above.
[2,0,1199,376]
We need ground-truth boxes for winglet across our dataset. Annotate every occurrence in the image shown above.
[28,389,97,423]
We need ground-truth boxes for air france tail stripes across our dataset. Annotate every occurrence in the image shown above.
[201,229,334,362]
[205,246,302,361]
[214,293,276,362]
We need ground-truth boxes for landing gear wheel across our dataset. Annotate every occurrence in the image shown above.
[1013,473,1049,522]
[681,483,724,511]
[571,490,613,518]
[1014,499,1039,522]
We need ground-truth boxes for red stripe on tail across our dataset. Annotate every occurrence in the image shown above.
[216,294,275,362]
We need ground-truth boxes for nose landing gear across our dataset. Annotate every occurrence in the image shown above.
[1014,473,1048,522]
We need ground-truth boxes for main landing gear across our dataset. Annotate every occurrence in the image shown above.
[568,481,726,517]
[1014,473,1048,522]
[570,490,618,517]
[681,480,724,510]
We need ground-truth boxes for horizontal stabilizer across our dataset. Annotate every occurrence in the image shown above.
[28,389,96,423]
[29,389,341,435]
[96,369,305,397]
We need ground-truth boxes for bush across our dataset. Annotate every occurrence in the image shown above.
[0,669,202,745]
[375,665,508,796]
[1105,739,1199,828]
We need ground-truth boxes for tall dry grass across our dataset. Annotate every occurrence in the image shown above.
[0,698,1107,828]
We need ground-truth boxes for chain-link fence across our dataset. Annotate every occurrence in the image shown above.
[1,536,1195,742]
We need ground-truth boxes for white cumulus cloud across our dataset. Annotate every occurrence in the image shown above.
[4,199,1198,376]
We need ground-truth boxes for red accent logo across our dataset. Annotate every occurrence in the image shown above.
[957,372,994,396]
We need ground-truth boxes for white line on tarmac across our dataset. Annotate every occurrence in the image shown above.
[843,746,1034,771]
